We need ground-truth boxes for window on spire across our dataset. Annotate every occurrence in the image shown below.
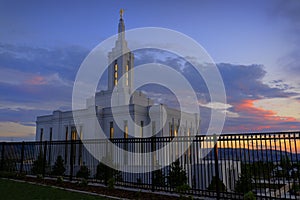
[114,61,118,86]
[125,64,129,86]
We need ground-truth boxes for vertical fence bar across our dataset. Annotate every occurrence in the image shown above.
[42,141,47,177]
[20,141,25,173]
[213,134,220,200]
[69,139,74,181]
[151,136,155,192]
[1,142,5,171]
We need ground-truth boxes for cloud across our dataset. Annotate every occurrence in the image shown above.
[254,97,300,120]
[1,44,300,139]
[0,121,35,141]
[0,67,72,87]
[0,43,88,80]
[199,102,232,110]
[134,50,300,133]
[0,43,89,137]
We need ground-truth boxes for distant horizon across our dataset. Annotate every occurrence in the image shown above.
[1,0,300,141]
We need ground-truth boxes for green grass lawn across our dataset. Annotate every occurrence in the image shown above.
[0,178,108,200]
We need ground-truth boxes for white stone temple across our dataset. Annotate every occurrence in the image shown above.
[35,11,199,146]
[35,11,240,191]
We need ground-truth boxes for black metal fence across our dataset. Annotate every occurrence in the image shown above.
[0,132,300,199]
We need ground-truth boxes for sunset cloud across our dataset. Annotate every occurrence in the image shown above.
[0,121,35,141]
[26,75,46,85]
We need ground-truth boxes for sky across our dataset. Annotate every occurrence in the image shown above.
[0,0,300,141]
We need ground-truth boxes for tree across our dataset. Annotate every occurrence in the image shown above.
[235,172,253,194]
[153,169,165,187]
[280,155,291,177]
[76,164,90,179]
[96,159,122,185]
[168,159,187,188]
[51,155,66,176]
[31,153,45,175]
[1,158,16,172]
[207,176,226,192]
[243,191,256,200]
[235,165,253,194]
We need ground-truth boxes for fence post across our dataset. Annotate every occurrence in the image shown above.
[1,142,5,171]
[42,141,47,177]
[213,134,220,200]
[69,139,74,181]
[20,141,25,173]
[151,137,155,192]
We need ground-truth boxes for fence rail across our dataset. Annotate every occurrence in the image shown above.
[1,132,300,199]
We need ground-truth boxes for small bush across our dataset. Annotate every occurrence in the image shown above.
[207,176,226,192]
[243,191,256,200]
[52,156,65,176]
[107,178,115,190]
[176,183,191,194]
[31,153,45,175]
[96,157,122,185]
[56,176,64,184]
[36,174,43,180]
[76,165,90,179]
[78,178,88,187]
[168,159,187,188]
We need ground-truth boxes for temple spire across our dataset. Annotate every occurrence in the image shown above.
[120,9,124,19]
[118,9,125,34]
[107,9,133,92]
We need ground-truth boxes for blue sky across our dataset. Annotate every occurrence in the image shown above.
[0,0,300,141]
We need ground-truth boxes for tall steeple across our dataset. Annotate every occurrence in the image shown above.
[107,9,134,92]
[118,9,125,35]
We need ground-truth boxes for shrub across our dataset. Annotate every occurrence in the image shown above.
[78,178,88,187]
[56,176,64,184]
[207,176,226,192]
[152,169,165,187]
[243,191,256,200]
[96,156,122,185]
[168,159,187,188]
[52,155,66,176]
[37,174,43,180]
[76,165,90,179]
[107,178,115,190]
[31,153,45,175]
[235,173,253,194]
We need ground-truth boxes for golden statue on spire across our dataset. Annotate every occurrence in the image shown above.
[120,9,124,19]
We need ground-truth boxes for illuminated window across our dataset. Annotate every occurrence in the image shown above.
[110,122,114,139]
[152,121,156,136]
[174,124,177,136]
[71,127,77,140]
[140,121,144,137]
[124,120,128,139]
[125,65,129,86]
[114,61,118,86]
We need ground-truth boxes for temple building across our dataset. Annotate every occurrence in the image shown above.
[36,11,199,148]
[35,11,240,191]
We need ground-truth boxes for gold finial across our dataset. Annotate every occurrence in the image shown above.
[120,9,124,19]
